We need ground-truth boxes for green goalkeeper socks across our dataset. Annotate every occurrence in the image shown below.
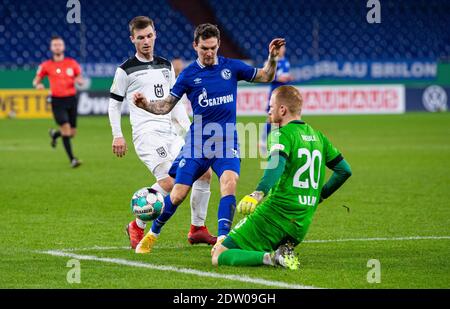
[218,249,266,266]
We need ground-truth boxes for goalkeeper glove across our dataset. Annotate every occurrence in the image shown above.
[237,191,264,215]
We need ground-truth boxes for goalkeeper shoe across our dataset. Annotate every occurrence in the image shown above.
[125,220,144,249]
[188,225,217,246]
[273,241,300,270]
[135,232,158,254]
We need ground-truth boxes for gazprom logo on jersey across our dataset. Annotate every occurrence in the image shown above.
[198,88,234,108]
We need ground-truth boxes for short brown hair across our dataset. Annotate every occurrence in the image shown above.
[272,85,303,114]
[129,16,154,36]
[194,23,220,44]
[50,35,63,42]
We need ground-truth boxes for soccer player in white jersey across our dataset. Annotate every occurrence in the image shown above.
[108,16,216,249]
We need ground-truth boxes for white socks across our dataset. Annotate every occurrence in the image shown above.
[151,182,169,197]
[263,253,274,266]
[135,218,147,229]
[190,179,211,227]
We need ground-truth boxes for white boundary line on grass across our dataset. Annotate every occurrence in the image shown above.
[55,235,450,252]
[38,250,318,289]
[36,235,449,289]
[303,235,450,243]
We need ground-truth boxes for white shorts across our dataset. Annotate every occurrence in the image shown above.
[133,132,184,180]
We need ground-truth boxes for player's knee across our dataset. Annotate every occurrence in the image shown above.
[157,177,174,193]
[170,185,189,205]
[171,192,185,205]
[220,175,238,195]
[198,168,212,183]
[60,124,71,136]
[71,129,77,137]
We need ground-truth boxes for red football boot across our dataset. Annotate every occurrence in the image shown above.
[188,225,217,245]
[125,220,145,249]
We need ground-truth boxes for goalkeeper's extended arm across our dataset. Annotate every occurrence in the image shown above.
[237,152,287,215]
[320,159,352,201]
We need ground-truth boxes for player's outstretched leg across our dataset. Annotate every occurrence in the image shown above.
[212,237,276,267]
[214,170,239,249]
[136,184,190,254]
[212,239,299,270]
[127,182,169,249]
[135,195,177,254]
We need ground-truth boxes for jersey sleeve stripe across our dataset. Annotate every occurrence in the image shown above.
[110,93,125,102]
[170,91,181,99]
[270,150,288,160]
[326,154,344,169]
[250,68,258,82]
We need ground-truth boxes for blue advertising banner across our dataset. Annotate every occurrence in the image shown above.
[81,60,438,81]
[405,85,449,112]
[290,60,437,82]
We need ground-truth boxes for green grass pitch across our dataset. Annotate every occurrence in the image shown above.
[0,113,449,288]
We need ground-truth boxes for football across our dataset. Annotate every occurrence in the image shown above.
[130,187,164,221]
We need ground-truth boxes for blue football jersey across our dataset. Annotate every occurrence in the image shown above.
[170,56,257,158]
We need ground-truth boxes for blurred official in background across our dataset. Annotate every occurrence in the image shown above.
[33,35,84,168]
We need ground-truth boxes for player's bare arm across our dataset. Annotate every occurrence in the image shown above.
[133,92,180,115]
[75,75,85,86]
[32,75,45,89]
[253,38,286,83]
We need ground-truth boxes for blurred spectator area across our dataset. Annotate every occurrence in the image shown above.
[209,0,450,65]
[0,0,449,68]
[0,0,197,68]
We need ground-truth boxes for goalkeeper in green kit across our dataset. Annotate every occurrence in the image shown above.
[211,85,352,270]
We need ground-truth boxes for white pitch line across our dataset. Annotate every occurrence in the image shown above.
[55,235,450,252]
[59,246,130,252]
[58,244,190,252]
[303,235,450,243]
[38,250,317,289]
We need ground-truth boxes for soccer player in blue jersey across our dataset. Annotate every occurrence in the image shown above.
[260,44,293,154]
[133,23,285,254]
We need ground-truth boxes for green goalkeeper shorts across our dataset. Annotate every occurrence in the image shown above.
[225,210,298,252]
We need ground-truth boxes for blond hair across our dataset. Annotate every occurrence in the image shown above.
[272,85,303,114]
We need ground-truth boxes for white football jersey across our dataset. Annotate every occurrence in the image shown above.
[110,54,176,137]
